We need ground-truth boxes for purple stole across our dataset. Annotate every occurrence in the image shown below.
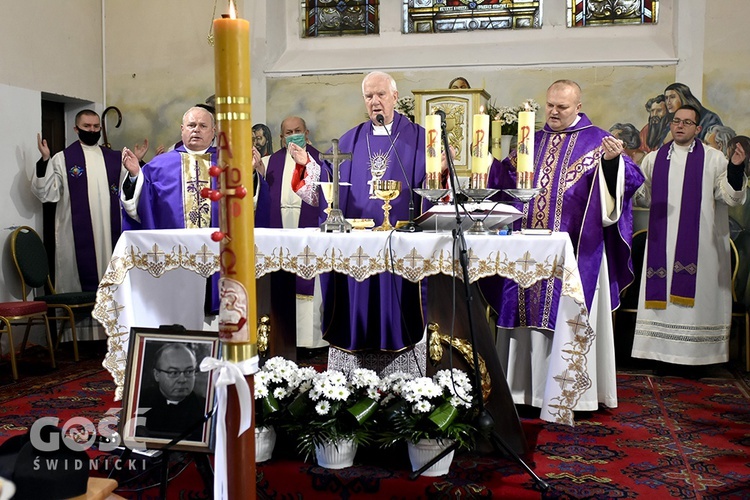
[486,114,645,329]
[121,146,270,312]
[266,146,322,230]
[63,141,122,291]
[122,145,270,231]
[645,141,704,308]
[266,146,322,296]
[320,112,427,351]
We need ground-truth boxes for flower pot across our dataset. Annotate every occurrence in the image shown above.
[255,426,277,463]
[315,438,358,469]
[407,439,455,477]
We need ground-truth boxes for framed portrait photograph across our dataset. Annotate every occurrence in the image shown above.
[120,327,219,453]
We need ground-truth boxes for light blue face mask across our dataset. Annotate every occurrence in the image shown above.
[285,133,306,149]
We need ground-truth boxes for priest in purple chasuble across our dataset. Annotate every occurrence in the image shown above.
[32,109,135,293]
[485,80,645,411]
[261,115,326,348]
[121,106,269,230]
[121,106,270,311]
[632,105,747,366]
[289,71,428,352]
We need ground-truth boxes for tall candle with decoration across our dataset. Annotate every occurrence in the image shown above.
[210,2,257,498]
[516,106,535,189]
[470,106,489,189]
[491,114,503,161]
[425,111,442,189]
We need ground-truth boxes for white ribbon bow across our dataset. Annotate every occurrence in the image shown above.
[200,355,258,500]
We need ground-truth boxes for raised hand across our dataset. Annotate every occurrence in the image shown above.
[133,138,150,161]
[37,133,51,161]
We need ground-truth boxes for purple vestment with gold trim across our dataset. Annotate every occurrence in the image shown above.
[320,112,427,351]
[485,113,644,331]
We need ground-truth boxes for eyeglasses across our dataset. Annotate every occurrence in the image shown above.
[155,368,196,378]
[671,118,697,127]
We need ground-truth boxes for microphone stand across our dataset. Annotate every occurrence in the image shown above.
[408,113,549,492]
[377,114,421,233]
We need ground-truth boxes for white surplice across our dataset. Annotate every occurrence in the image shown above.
[632,142,746,364]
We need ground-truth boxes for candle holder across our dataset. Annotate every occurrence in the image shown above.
[414,187,450,204]
[460,188,500,234]
[504,187,542,203]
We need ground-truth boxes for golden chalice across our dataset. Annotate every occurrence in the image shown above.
[373,179,401,231]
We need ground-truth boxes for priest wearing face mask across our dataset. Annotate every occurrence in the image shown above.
[33,109,144,293]
[260,116,327,348]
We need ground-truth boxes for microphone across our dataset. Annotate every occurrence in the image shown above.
[376,113,421,232]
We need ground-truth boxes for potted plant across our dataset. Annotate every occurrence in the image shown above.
[395,96,416,122]
[378,369,477,476]
[284,368,382,468]
[488,98,540,137]
[253,357,315,462]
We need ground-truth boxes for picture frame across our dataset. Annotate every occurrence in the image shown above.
[120,326,219,453]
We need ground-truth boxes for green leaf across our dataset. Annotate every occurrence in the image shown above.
[346,396,379,424]
[428,401,458,431]
[262,394,280,415]
[287,391,310,418]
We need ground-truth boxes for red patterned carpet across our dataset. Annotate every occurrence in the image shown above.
[0,345,749,499]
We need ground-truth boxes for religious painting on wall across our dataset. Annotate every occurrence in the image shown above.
[302,0,380,37]
[403,0,541,33]
[567,0,658,27]
[120,327,220,453]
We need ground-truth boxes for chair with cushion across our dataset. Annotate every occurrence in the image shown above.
[10,226,97,362]
[0,301,55,379]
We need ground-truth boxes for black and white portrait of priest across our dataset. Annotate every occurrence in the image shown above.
[135,341,211,442]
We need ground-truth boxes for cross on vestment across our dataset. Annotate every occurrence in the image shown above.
[319,139,354,233]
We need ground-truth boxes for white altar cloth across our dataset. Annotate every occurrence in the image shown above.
[94,227,598,425]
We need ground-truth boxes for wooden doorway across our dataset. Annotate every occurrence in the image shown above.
[40,100,66,286]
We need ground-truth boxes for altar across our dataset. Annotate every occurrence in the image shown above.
[94,227,601,426]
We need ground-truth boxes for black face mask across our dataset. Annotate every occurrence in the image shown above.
[77,129,101,146]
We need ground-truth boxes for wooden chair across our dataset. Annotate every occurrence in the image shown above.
[10,226,97,362]
[0,300,56,380]
[730,230,750,371]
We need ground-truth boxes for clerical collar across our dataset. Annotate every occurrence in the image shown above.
[184,146,210,155]
[371,122,394,136]
[571,115,582,128]
[166,399,181,405]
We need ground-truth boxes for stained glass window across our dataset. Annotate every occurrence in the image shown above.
[567,0,658,27]
[302,0,380,37]
[402,0,541,34]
